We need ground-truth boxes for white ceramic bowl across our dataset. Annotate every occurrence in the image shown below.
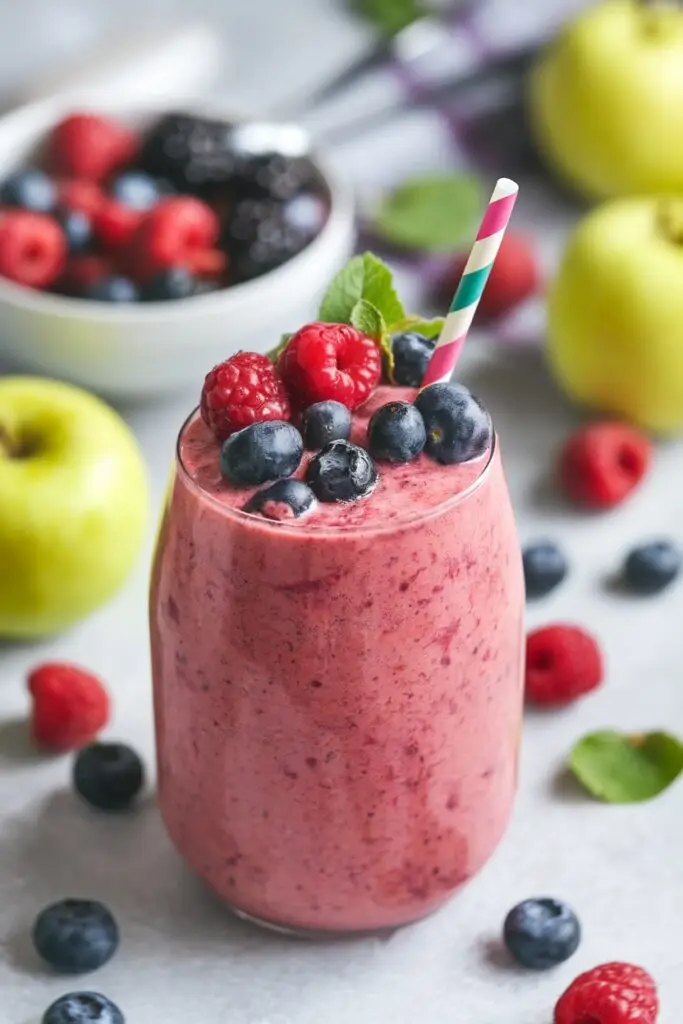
[0,98,355,400]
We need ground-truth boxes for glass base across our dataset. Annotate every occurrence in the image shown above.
[227,898,442,939]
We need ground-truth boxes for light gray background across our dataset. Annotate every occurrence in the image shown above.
[1,1,682,1022]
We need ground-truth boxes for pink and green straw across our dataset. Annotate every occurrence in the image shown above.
[421,177,519,388]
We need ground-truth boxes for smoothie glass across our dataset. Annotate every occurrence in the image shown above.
[150,387,524,934]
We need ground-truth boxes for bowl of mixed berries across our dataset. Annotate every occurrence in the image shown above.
[0,100,354,398]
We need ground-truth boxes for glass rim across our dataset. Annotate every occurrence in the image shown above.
[174,407,498,538]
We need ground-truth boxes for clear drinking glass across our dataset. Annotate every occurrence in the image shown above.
[150,398,524,935]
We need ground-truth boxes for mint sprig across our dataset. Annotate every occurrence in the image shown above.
[348,0,426,37]
[569,729,683,804]
[319,252,405,327]
[392,316,445,341]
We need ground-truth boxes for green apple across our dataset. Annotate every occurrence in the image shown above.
[0,377,148,638]
[528,0,683,198]
[547,196,683,433]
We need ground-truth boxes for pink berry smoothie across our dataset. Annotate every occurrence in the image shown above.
[150,386,524,933]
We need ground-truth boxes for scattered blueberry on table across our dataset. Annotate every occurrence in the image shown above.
[503,897,581,970]
[32,898,119,974]
[73,742,145,812]
[523,541,568,599]
[42,991,124,1024]
[622,540,681,595]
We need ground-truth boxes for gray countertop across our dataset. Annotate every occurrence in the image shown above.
[1,1,682,1021]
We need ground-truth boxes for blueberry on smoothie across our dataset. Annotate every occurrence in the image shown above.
[244,479,317,520]
[415,382,491,464]
[220,420,303,486]
[32,898,119,974]
[42,991,124,1024]
[391,331,435,388]
[306,439,378,502]
[503,897,581,970]
[301,400,351,449]
[367,401,427,463]
[523,541,568,599]
[622,540,681,595]
[73,742,145,812]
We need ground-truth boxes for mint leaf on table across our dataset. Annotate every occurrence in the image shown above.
[569,730,683,804]
[373,174,483,253]
[348,0,427,37]
[318,252,405,329]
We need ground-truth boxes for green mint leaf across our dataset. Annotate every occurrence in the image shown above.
[350,299,395,381]
[348,0,426,37]
[318,255,365,323]
[318,252,405,329]
[359,252,405,327]
[569,729,683,804]
[267,333,292,363]
[373,173,483,253]
[391,315,445,340]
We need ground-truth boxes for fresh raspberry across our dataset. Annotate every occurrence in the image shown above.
[59,254,112,296]
[554,962,658,1024]
[48,113,138,182]
[277,322,382,410]
[57,178,104,217]
[525,624,603,705]
[27,662,110,752]
[125,196,219,281]
[559,422,652,509]
[0,211,66,288]
[94,199,144,250]
[201,351,291,441]
[447,231,540,321]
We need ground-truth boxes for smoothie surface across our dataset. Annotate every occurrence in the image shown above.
[179,386,492,532]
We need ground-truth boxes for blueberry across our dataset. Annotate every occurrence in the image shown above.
[367,401,427,463]
[623,540,681,595]
[306,439,378,502]
[85,276,139,303]
[391,331,435,388]
[110,171,159,211]
[0,169,55,212]
[244,479,316,520]
[415,382,491,464]
[57,210,92,253]
[503,897,581,970]
[523,541,568,599]
[73,742,145,812]
[301,400,351,449]
[32,898,119,974]
[42,991,124,1024]
[220,420,303,486]
[142,266,196,301]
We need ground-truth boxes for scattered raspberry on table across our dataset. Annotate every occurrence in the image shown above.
[559,422,652,509]
[27,662,110,752]
[554,961,659,1024]
[446,231,540,321]
[525,624,603,705]
[201,351,292,441]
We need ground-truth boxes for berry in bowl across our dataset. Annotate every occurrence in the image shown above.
[0,99,354,399]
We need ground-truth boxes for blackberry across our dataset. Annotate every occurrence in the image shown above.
[232,152,315,202]
[140,113,238,193]
[223,198,310,282]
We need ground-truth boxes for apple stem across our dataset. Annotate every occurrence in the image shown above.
[639,0,682,36]
[657,202,683,245]
[0,425,37,459]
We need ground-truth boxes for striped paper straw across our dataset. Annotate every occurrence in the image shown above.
[421,177,519,388]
